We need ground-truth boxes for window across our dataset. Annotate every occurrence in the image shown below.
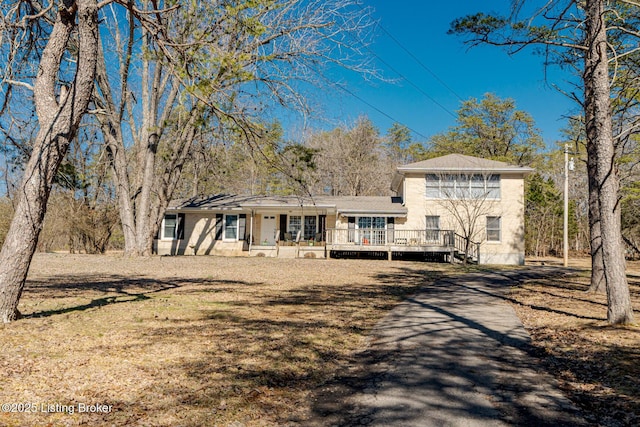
[487,216,501,242]
[425,174,501,200]
[357,216,371,229]
[162,213,184,240]
[163,214,177,239]
[225,214,238,240]
[289,216,302,238]
[425,174,440,198]
[357,216,386,245]
[425,216,440,242]
[441,174,456,198]
[469,174,485,198]
[357,217,385,229]
[486,174,501,199]
[304,216,317,240]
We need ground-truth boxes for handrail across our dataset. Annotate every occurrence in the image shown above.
[454,233,480,262]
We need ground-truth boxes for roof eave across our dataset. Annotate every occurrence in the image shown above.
[397,166,534,174]
[337,210,408,217]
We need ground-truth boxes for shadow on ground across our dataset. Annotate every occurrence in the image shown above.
[17,262,637,426]
[22,275,257,318]
[309,267,589,426]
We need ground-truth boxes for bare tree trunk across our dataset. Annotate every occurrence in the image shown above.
[584,0,633,324]
[94,38,138,256]
[0,0,98,322]
[106,136,138,256]
[135,132,158,256]
[586,137,605,293]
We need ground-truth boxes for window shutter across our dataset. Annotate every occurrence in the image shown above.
[279,214,287,241]
[239,214,247,240]
[319,215,327,241]
[177,213,185,240]
[215,214,223,240]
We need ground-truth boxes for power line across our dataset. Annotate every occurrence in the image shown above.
[359,3,465,102]
[329,80,430,140]
[363,45,457,119]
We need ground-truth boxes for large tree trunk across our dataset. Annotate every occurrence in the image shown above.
[94,37,138,256]
[586,137,605,293]
[584,0,634,324]
[0,0,98,323]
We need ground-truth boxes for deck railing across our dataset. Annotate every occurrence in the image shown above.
[454,233,480,262]
[326,228,455,247]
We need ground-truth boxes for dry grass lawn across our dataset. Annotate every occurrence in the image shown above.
[2,254,639,426]
[1,254,445,427]
[509,258,640,426]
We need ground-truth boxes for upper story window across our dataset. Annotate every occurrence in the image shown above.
[425,174,500,200]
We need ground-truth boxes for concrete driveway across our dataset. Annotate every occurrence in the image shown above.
[311,267,587,426]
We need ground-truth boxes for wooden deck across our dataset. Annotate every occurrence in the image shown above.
[246,229,479,263]
[326,228,478,263]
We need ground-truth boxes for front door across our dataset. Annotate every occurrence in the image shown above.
[260,215,277,245]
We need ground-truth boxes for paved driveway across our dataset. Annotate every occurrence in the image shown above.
[311,267,587,426]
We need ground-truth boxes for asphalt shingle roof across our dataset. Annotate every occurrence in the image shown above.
[398,154,533,173]
[168,194,407,215]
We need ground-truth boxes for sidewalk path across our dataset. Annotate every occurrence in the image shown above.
[311,267,587,426]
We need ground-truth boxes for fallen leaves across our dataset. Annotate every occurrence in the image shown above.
[510,260,640,426]
[1,254,441,426]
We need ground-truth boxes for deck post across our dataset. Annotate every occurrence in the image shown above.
[450,249,455,264]
[387,249,392,261]
[249,212,254,254]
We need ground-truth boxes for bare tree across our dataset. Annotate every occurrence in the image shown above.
[92,0,374,256]
[0,0,98,322]
[307,116,389,196]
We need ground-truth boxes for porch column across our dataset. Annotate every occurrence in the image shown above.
[249,211,254,253]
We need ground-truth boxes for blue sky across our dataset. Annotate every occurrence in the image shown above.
[312,0,580,148]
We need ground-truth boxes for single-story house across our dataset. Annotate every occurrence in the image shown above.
[155,154,533,264]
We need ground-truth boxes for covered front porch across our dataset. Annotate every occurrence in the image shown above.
[246,207,331,258]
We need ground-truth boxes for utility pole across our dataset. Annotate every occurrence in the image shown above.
[563,144,574,267]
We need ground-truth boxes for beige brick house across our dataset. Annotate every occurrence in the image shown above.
[394,154,533,265]
[155,154,532,264]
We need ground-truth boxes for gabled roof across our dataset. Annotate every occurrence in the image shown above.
[397,154,534,174]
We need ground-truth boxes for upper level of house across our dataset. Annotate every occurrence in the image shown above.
[392,153,533,203]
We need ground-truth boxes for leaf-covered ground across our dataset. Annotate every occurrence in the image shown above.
[2,254,638,426]
[0,254,444,426]
[509,258,640,427]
